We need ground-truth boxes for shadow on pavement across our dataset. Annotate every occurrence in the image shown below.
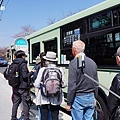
[18,104,69,120]
[18,104,37,120]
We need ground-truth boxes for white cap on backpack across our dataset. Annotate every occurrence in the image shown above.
[43,51,58,61]
[36,56,41,64]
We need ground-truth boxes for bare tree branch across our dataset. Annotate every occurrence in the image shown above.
[47,18,56,25]
[47,10,76,25]
[13,25,36,38]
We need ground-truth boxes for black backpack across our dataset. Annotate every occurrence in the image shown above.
[41,66,62,97]
[4,62,23,88]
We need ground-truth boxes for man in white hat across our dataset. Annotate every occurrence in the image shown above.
[34,51,66,120]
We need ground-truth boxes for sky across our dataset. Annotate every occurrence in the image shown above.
[0,0,105,48]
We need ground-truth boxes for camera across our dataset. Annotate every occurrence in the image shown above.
[77,53,85,69]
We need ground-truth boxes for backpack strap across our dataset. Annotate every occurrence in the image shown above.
[41,67,48,83]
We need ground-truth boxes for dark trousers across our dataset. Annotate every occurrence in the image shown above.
[11,88,30,120]
[40,104,60,120]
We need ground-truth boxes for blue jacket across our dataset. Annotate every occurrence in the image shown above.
[32,63,40,82]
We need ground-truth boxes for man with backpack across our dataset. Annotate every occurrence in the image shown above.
[5,50,34,120]
[34,51,66,120]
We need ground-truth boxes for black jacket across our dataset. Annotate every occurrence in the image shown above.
[108,74,120,118]
[13,58,33,89]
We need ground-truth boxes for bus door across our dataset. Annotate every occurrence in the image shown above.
[44,38,57,53]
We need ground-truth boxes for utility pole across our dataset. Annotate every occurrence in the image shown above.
[0,0,3,8]
[0,0,3,21]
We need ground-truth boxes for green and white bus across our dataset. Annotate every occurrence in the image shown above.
[8,0,120,119]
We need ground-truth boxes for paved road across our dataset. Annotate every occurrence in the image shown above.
[0,66,6,73]
[0,67,71,120]
[0,69,13,120]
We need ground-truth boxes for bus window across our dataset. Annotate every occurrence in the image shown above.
[32,42,40,63]
[61,49,73,64]
[44,38,57,53]
[86,34,116,66]
[115,32,120,42]
[118,8,120,25]
[113,9,118,26]
[112,7,120,26]
[89,11,111,31]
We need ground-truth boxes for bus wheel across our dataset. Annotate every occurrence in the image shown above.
[96,95,109,120]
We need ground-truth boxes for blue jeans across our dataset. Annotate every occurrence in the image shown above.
[38,106,41,120]
[71,93,95,120]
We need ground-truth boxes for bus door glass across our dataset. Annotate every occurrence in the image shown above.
[44,39,57,53]
[32,42,40,63]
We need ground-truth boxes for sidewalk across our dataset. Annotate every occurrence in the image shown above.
[0,73,21,120]
[0,73,12,120]
[0,73,71,120]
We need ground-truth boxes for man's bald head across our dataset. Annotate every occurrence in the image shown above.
[72,40,85,55]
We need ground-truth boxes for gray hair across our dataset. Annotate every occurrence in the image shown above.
[72,40,85,52]
[45,60,56,67]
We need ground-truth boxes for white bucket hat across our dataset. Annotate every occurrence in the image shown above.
[43,51,58,61]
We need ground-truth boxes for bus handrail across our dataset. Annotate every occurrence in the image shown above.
[84,73,120,99]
